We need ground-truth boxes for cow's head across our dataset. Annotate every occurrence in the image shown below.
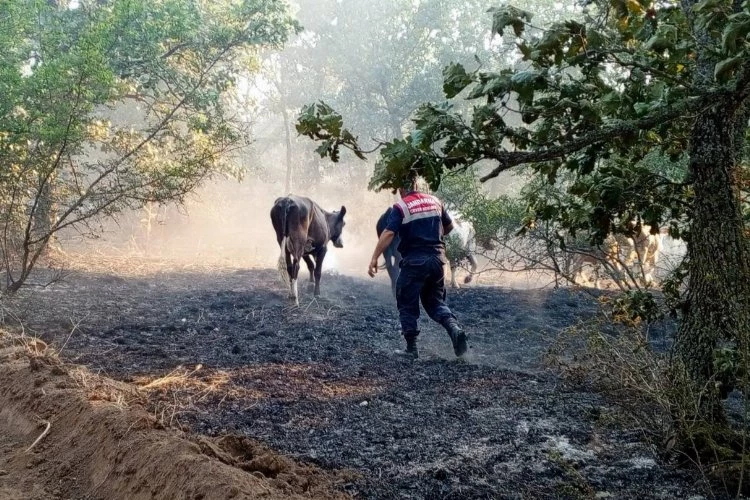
[330,206,347,248]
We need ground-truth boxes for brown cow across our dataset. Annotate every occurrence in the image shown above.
[375,206,401,297]
[270,195,346,305]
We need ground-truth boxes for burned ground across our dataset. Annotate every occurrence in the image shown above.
[8,257,703,499]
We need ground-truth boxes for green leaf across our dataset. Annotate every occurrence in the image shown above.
[315,140,333,159]
[645,35,670,52]
[488,5,533,37]
[721,14,750,53]
[517,42,532,60]
[714,55,744,81]
[645,24,677,52]
[410,129,425,147]
[600,92,622,113]
[633,102,653,115]
[693,0,724,13]
[510,70,547,104]
[443,62,473,99]
[510,69,545,86]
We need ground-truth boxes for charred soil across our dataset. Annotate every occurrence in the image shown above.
[4,256,704,499]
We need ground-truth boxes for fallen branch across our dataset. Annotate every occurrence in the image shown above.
[25,420,51,453]
[57,313,90,357]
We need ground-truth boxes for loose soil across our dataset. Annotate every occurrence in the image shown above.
[0,336,354,500]
[1,256,706,499]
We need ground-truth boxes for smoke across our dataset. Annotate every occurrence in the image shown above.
[66,168,395,283]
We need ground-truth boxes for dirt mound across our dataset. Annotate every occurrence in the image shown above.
[0,335,354,500]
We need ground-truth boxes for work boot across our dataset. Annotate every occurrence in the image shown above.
[443,320,468,357]
[405,336,419,359]
[396,333,419,360]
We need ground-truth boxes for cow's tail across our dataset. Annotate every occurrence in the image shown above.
[277,236,290,286]
[276,198,293,287]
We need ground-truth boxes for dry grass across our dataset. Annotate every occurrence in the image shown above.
[134,363,382,402]
[130,362,384,429]
[0,325,51,358]
[0,320,139,415]
[544,313,672,439]
[60,250,257,278]
[543,306,750,495]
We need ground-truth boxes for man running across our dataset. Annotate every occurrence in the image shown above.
[368,174,468,359]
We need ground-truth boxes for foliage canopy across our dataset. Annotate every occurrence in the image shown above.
[0,0,298,291]
[298,0,750,464]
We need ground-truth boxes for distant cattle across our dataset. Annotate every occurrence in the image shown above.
[376,207,485,292]
[569,225,663,287]
[376,207,402,296]
[270,195,346,306]
[623,225,663,284]
[444,215,480,289]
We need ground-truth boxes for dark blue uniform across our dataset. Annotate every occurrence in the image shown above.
[385,191,458,338]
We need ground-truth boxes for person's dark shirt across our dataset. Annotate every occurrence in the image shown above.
[385,191,452,259]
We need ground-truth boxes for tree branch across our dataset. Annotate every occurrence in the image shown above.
[478,95,711,182]
[161,42,190,60]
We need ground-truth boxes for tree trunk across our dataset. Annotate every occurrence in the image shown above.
[673,100,750,426]
[379,80,403,140]
[33,180,58,256]
[281,107,293,194]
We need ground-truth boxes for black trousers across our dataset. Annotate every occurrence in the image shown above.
[395,254,456,337]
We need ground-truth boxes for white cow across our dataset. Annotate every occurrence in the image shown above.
[626,225,663,284]
[570,225,663,287]
[445,212,481,288]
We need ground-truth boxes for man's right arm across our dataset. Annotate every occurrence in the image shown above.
[369,206,402,277]
[369,230,396,276]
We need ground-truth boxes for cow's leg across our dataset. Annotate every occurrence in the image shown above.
[384,255,396,296]
[285,250,294,296]
[288,255,301,306]
[569,253,583,285]
[392,250,403,297]
[384,247,399,297]
[575,262,587,285]
[390,271,398,297]
[383,251,398,297]
[644,256,656,284]
[449,261,459,289]
[640,240,659,285]
[606,237,626,272]
[303,255,315,283]
[645,238,661,284]
[593,263,602,289]
[291,260,301,306]
[647,236,663,284]
[463,254,478,284]
[573,269,584,285]
[637,244,649,285]
[312,247,327,296]
[389,262,399,297]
